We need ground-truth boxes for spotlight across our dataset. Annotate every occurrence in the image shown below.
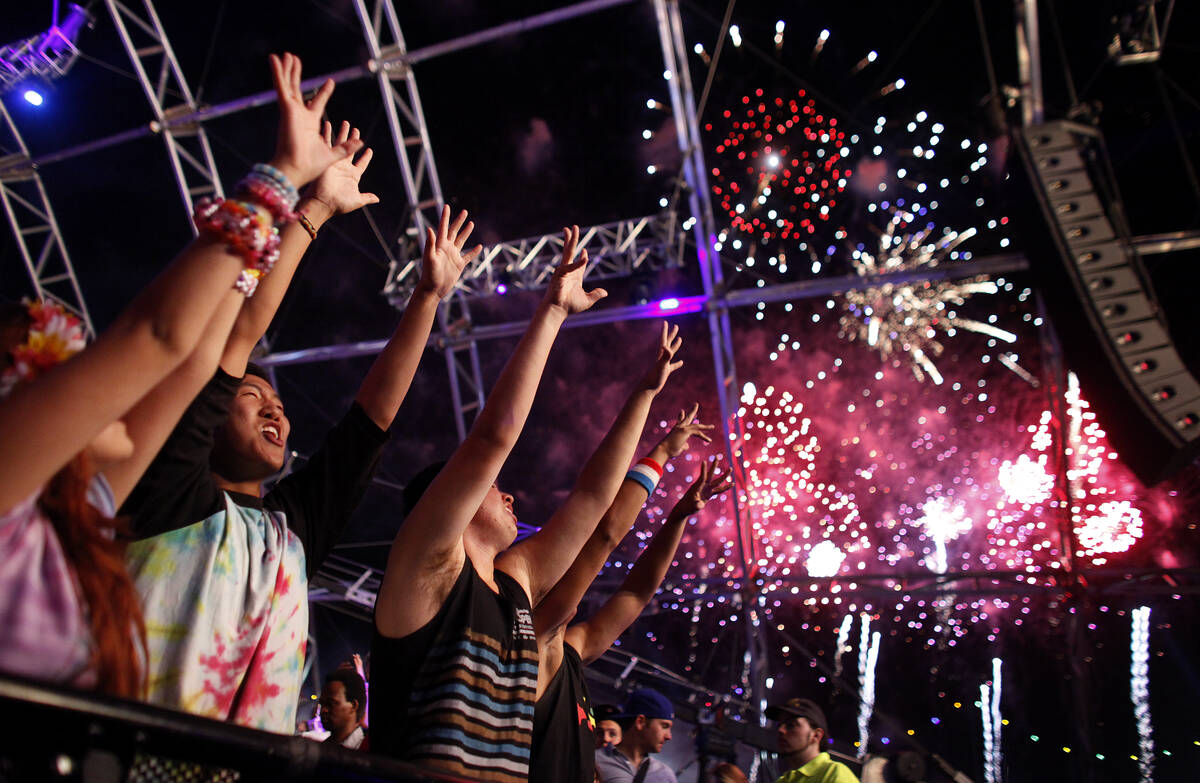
[0,3,93,96]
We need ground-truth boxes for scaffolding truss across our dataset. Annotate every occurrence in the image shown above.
[0,100,93,334]
[104,0,224,230]
[7,6,1195,759]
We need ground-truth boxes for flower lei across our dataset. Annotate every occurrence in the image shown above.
[0,299,87,397]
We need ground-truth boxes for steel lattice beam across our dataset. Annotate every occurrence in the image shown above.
[351,0,488,439]
[387,213,683,305]
[0,101,93,335]
[104,0,224,230]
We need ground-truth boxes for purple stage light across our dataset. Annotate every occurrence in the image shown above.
[496,283,508,295]
[647,295,705,316]
[23,89,43,106]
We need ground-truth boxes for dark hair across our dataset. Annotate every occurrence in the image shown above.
[616,716,637,732]
[324,669,367,720]
[243,362,274,385]
[402,461,447,516]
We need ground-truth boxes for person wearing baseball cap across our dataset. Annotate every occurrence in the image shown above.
[595,688,678,783]
[765,698,859,783]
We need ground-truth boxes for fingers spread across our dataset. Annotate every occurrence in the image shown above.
[335,120,351,145]
[321,120,333,146]
[354,146,375,171]
[463,244,484,264]
[309,75,335,114]
[455,221,476,250]
[449,209,468,238]
[439,204,451,238]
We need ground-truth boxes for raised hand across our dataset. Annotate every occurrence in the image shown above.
[659,403,715,458]
[307,121,380,216]
[544,225,608,315]
[671,455,733,519]
[640,321,684,393]
[416,204,483,300]
[267,52,362,188]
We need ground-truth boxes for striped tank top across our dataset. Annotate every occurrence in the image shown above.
[371,558,539,781]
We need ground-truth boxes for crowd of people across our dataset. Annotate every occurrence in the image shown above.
[0,52,859,783]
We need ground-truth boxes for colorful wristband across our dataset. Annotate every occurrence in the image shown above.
[626,456,664,495]
[625,468,656,495]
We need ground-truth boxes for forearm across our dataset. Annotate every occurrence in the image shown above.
[221,198,331,375]
[472,301,567,445]
[355,289,440,429]
[107,291,244,506]
[572,387,656,500]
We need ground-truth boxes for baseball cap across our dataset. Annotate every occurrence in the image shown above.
[764,697,828,732]
[617,688,674,721]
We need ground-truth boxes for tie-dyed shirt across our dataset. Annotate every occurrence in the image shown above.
[371,559,539,781]
[0,474,115,689]
[121,370,388,733]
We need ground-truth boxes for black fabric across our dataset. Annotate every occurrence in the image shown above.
[369,559,539,782]
[632,759,651,783]
[529,642,596,783]
[120,369,389,577]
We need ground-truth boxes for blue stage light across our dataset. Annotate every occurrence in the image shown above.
[23,89,44,106]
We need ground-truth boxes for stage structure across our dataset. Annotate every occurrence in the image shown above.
[3,2,1199,780]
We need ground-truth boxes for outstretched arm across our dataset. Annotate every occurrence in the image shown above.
[531,397,715,636]
[500,323,685,608]
[565,456,732,664]
[222,120,377,377]
[376,226,606,638]
[0,53,358,514]
[106,116,375,506]
[354,204,481,430]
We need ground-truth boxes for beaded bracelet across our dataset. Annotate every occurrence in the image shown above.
[194,197,281,297]
[236,172,299,225]
[625,456,664,495]
[252,163,300,204]
[298,212,318,240]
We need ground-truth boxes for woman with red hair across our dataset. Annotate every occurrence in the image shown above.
[0,52,358,698]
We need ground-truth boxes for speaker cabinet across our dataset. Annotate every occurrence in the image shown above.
[1012,121,1200,484]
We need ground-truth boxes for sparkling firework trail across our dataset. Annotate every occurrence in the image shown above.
[1130,606,1154,783]
[833,613,854,678]
[856,614,881,760]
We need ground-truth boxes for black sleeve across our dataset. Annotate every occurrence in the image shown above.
[265,403,390,578]
[118,370,235,539]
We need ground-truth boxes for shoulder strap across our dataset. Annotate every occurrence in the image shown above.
[632,758,652,783]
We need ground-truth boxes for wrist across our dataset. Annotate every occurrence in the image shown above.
[298,197,336,229]
[266,158,304,190]
[537,301,570,323]
[408,285,442,307]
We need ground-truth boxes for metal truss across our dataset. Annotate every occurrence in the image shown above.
[104,0,223,229]
[351,0,489,437]
[0,4,90,92]
[389,213,683,304]
[0,100,93,334]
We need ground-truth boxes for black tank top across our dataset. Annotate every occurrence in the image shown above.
[370,559,539,782]
[529,641,596,783]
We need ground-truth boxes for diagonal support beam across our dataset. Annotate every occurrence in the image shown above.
[104,0,224,230]
[0,101,93,335]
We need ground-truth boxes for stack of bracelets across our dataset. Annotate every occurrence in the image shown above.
[193,164,301,297]
[625,457,664,495]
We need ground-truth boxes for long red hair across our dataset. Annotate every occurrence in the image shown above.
[38,454,148,699]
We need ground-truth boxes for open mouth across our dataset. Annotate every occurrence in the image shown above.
[261,423,283,446]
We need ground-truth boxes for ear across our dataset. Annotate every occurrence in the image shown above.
[635,715,648,731]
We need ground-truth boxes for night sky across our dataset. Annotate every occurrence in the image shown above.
[2,2,1199,781]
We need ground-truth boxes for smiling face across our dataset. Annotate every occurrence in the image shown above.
[211,374,290,482]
